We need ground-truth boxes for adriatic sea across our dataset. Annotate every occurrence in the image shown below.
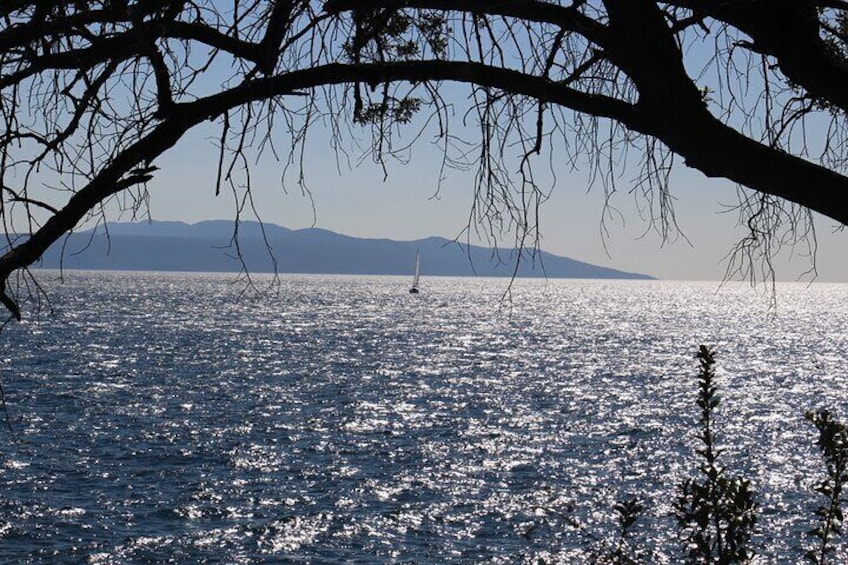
[1,272,846,563]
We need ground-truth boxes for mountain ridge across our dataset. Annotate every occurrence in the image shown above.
[30,220,655,280]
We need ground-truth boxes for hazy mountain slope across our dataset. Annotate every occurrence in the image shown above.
[31,220,655,279]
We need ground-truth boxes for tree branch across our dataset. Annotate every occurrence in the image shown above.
[323,0,608,44]
[663,0,848,114]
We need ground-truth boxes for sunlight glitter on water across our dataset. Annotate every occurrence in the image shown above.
[1,273,848,562]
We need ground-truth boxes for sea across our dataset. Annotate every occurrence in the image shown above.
[1,271,847,563]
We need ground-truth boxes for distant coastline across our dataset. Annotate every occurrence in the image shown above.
[30,220,655,280]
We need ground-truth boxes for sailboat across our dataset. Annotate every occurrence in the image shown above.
[409,250,421,294]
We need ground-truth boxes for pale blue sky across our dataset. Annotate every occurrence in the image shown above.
[144,118,848,282]
[124,11,848,283]
[13,6,839,283]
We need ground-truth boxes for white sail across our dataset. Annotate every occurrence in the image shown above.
[410,251,420,293]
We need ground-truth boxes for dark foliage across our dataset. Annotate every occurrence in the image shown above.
[805,409,848,564]
[674,346,757,563]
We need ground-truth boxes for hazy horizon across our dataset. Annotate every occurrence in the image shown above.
[133,117,848,283]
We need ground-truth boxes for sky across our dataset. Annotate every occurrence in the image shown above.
[142,116,848,283]
[113,7,848,285]
[6,6,843,283]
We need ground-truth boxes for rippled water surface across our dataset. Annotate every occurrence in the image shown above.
[1,272,847,563]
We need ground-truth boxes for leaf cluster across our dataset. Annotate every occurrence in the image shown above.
[599,497,645,564]
[805,409,848,564]
[354,96,422,125]
[341,8,445,127]
[343,8,448,63]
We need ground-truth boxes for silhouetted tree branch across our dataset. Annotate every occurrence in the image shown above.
[2,1,848,319]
